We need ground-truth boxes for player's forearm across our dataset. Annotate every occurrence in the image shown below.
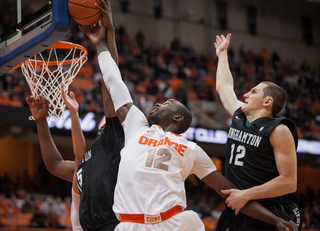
[72,158,82,194]
[106,27,118,66]
[70,112,86,159]
[36,119,73,181]
[96,40,109,55]
[216,51,234,94]
[240,200,284,226]
[36,119,63,166]
[244,176,297,201]
[202,171,287,228]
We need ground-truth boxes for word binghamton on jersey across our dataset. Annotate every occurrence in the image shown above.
[113,106,216,218]
[225,107,298,190]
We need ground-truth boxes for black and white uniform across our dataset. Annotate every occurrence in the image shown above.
[77,117,124,231]
[216,107,301,231]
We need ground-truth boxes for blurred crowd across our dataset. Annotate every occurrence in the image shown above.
[0,24,320,140]
[1,3,320,229]
[1,168,320,230]
[0,168,72,229]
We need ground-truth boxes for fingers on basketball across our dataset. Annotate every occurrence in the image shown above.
[105,0,111,11]
[94,0,104,12]
[96,0,110,12]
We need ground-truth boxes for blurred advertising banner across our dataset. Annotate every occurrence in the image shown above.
[0,106,319,155]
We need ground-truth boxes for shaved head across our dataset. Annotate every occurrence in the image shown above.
[148,99,192,134]
[175,101,192,134]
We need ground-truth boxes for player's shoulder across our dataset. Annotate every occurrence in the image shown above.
[272,117,297,139]
[272,123,292,136]
[270,122,298,148]
[169,131,197,148]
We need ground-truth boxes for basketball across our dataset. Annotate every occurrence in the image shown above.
[68,0,103,25]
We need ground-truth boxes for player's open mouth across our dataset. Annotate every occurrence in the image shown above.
[150,108,158,115]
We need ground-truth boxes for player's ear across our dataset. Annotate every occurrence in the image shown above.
[263,96,273,107]
[173,115,184,122]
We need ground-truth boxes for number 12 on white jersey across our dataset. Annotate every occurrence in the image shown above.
[145,148,172,171]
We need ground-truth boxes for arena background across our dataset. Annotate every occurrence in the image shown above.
[0,0,320,230]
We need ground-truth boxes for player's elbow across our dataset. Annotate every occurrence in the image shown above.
[46,166,58,176]
[216,83,223,94]
[287,179,297,194]
[44,161,60,176]
[291,181,297,193]
[216,83,230,96]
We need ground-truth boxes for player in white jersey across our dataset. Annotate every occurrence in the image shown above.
[82,19,298,231]
[113,105,215,231]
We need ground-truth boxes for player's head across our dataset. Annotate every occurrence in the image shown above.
[148,99,192,134]
[242,81,286,117]
[261,81,287,116]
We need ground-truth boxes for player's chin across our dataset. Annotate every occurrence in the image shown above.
[241,104,248,113]
[147,114,157,126]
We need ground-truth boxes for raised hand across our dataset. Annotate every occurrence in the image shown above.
[26,95,49,121]
[95,0,114,30]
[214,33,231,57]
[78,23,106,45]
[61,83,79,114]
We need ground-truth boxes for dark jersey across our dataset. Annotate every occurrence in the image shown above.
[77,117,124,231]
[224,107,298,190]
[217,108,301,231]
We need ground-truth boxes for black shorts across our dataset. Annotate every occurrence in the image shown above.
[216,199,301,231]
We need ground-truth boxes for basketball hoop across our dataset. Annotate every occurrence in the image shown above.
[20,41,88,120]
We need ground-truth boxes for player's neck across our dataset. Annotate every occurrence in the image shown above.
[161,124,179,134]
[246,110,273,122]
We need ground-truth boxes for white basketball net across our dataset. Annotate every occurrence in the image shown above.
[21,41,88,120]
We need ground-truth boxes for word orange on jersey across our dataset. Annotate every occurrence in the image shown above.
[139,136,187,157]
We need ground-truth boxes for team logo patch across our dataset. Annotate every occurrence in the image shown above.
[144,214,162,224]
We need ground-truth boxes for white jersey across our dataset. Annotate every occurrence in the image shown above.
[71,188,83,231]
[113,106,216,218]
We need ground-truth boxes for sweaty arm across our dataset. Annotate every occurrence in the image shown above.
[27,96,75,182]
[194,145,294,229]
[69,110,85,194]
[215,34,243,116]
[36,119,75,182]
[202,171,294,229]
[60,84,86,193]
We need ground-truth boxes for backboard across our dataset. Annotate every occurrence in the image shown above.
[0,0,70,75]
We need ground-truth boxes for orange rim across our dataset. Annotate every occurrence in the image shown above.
[10,41,88,71]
